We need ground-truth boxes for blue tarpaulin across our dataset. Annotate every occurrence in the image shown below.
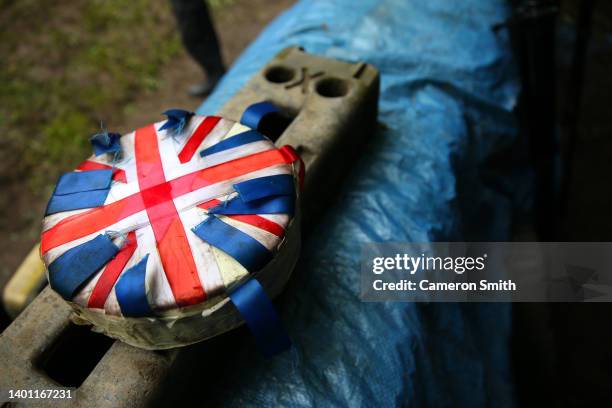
[188,0,521,406]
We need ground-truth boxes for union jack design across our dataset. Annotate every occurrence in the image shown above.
[41,115,302,317]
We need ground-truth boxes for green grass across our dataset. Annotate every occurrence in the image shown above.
[0,0,182,192]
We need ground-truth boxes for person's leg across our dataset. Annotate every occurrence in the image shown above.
[170,0,226,96]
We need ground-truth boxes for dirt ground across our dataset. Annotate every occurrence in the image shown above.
[0,0,294,290]
[115,0,296,133]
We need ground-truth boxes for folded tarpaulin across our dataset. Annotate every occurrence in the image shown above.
[156,0,525,406]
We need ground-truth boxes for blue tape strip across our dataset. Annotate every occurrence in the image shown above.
[46,170,112,215]
[46,189,111,216]
[209,195,294,216]
[234,174,294,202]
[192,216,271,272]
[240,101,279,130]
[199,130,266,157]
[159,109,194,134]
[91,132,122,156]
[229,278,291,358]
[115,254,153,317]
[48,234,119,300]
[54,170,113,195]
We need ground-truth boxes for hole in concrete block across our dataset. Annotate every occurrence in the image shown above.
[36,323,114,387]
[316,77,350,98]
[264,65,295,84]
[258,109,296,142]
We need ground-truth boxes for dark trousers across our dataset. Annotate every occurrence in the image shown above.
[170,0,225,77]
